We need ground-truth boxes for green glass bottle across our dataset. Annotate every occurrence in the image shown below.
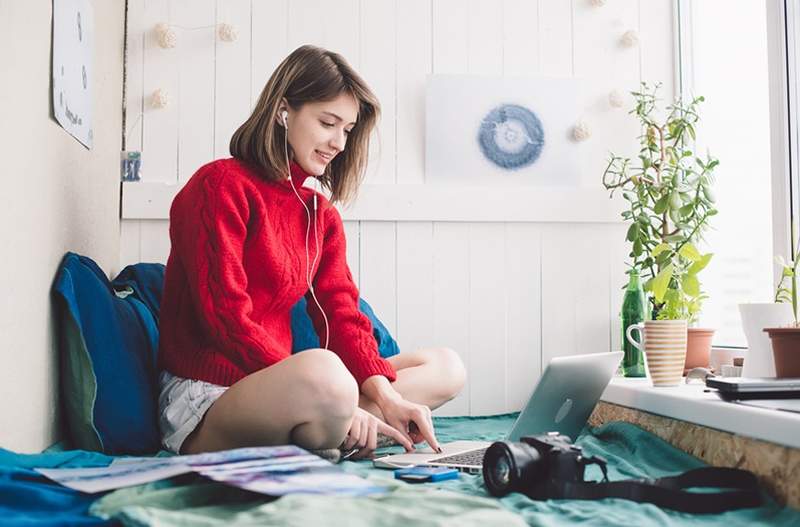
[621,270,647,377]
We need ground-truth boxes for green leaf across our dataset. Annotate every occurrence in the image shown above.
[626,223,639,242]
[652,264,674,303]
[688,253,713,274]
[652,243,671,257]
[669,191,682,211]
[682,274,700,297]
[654,195,669,214]
[702,185,715,203]
[678,243,702,262]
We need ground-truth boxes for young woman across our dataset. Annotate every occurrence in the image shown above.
[157,45,466,460]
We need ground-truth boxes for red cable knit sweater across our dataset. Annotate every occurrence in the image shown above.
[158,158,396,387]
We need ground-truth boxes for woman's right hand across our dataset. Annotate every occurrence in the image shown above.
[341,407,413,459]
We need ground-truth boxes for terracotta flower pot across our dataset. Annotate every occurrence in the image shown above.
[685,328,715,374]
[764,327,800,378]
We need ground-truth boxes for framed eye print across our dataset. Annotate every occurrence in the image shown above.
[425,75,580,187]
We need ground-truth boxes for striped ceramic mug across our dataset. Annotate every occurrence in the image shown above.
[626,320,688,387]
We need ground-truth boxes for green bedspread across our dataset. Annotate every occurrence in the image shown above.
[90,416,800,526]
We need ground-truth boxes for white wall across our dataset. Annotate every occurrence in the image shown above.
[0,1,125,452]
[121,0,676,415]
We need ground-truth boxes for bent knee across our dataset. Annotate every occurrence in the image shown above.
[432,347,467,399]
[294,349,358,418]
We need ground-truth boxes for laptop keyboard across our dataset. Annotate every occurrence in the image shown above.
[428,447,488,467]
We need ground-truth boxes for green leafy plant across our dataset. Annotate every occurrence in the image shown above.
[775,241,800,326]
[603,82,718,322]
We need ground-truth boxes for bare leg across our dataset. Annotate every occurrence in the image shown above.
[358,347,466,419]
[182,349,358,454]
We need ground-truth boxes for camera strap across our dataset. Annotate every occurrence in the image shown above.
[560,466,762,513]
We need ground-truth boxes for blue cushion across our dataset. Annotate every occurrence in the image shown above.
[53,253,161,455]
[291,297,400,358]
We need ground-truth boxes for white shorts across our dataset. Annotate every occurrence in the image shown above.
[158,370,228,453]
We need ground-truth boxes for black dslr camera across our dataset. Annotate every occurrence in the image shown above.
[482,431,608,499]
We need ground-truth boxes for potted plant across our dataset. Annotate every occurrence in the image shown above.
[603,83,717,374]
[764,243,800,377]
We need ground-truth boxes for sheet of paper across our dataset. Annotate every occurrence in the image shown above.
[52,0,94,149]
[36,459,192,494]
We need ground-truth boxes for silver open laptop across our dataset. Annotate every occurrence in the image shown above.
[373,351,623,474]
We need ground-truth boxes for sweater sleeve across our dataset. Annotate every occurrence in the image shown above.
[305,204,397,386]
[170,168,285,372]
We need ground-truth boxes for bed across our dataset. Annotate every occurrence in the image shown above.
[3,414,798,526]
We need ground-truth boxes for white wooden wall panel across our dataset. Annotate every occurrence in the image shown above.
[574,0,641,187]
[214,0,252,159]
[121,0,678,416]
[608,223,629,353]
[640,0,676,102]
[174,0,215,183]
[396,0,430,184]
[541,224,614,366]
[358,222,397,336]
[124,0,144,152]
[468,0,503,75]
[432,0,468,75]
[432,223,470,416]
[360,0,396,185]
[502,0,541,77]
[142,1,178,183]
[538,0,573,77]
[288,0,360,66]
[505,223,542,412]
[396,223,435,355]
[119,221,142,269]
[250,1,289,107]
[468,223,507,415]
[138,220,171,264]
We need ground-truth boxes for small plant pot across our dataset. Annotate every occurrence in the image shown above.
[685,328,715,374]
[763,327,800,378]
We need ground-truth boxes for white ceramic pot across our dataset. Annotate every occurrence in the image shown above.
[738,303,793,377]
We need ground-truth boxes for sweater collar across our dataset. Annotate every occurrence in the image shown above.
[288,161,312,188]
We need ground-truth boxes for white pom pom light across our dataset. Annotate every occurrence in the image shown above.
[218,23,238,42]
[155,23,177,49]
[589,0,606,7]
[150,89,170,109]
[572,120,591,142]
[609,90,625,109]
[621,30,639,48]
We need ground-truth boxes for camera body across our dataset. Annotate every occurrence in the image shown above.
[482,431,600,499]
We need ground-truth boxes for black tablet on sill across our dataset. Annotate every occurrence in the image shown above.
[706,377,800,400]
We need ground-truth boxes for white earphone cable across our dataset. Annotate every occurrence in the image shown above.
[284,113,331,350]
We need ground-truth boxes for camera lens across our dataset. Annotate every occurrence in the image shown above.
[492,455,511,488]
[482,441,542,497]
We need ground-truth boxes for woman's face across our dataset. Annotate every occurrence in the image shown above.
[283,92,358,177]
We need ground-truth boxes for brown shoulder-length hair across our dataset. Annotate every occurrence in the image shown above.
[230,45,380,204]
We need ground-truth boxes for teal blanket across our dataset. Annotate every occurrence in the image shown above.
[88,416,799,526]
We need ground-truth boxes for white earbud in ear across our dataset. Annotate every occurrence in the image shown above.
[281,110,288,127]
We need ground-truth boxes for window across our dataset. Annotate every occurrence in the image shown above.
[677,0,776,347]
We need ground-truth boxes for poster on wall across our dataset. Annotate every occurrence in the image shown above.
[425,75,580,187]
[52,0,94,149]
